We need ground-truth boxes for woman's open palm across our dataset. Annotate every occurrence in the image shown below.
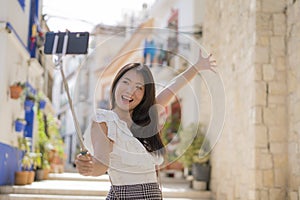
[194,49,217,73]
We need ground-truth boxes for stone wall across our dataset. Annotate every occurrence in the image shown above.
[254,0,288,199]
[202,0,257,199]
[286,0,300,199]
[202,0,300,199]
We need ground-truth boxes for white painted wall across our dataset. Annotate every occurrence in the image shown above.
[0,0,46,147]
[0,0,31,45]
[149,0,205,128]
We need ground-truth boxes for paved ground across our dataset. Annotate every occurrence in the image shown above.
[0,172,212,200]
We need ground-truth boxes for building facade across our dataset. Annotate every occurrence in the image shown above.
[0,0,55,185]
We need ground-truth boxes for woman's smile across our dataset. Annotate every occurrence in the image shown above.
[114,69,145,111]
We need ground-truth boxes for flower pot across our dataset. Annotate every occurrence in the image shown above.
[39,100,46,110]
[34,169,44,181]
[192,163,211,182]
[43,168,50,180]
[27,171,35,184]
[15,120,26,132]
[24,99,34,112]
[10,85,23,99]
[14,171,29,185]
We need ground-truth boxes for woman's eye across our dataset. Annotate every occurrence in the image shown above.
[122,80,129,84]
[136,86,143,90]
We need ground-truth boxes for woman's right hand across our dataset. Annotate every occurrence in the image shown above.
[75,152,94,176]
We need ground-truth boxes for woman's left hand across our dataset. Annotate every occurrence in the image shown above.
[194,49,217,73]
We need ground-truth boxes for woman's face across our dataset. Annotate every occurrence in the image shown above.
[114,69,145,112]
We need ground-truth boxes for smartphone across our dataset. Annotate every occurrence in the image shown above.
[44,32,89,55]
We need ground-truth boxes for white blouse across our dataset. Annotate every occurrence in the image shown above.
[83,109,164,185]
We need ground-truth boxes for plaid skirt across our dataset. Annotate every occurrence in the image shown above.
[106,182,162,200]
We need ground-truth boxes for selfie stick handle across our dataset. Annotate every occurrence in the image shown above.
[53,32,88,155]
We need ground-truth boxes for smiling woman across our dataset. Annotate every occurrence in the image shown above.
[75,47,217,199]
[42,0,155,31]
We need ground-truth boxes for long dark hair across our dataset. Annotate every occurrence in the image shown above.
[111,63,165,156]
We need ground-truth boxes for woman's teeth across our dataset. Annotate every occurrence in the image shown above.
[122,95,133,102]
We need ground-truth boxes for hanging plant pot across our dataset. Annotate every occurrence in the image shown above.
[39,100,46,110]
[15,119,26,132]
[24,99,34,112]
[10,85,23,99]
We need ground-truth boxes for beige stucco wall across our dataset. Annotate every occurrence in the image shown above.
[201,0,300,199]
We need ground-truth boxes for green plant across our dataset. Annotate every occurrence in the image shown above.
[161,117,181,163]
[35,110,50,169]
[176,123,210,169]
[47,114,65,162]
[14,82,26,89]
[17,137,33,171]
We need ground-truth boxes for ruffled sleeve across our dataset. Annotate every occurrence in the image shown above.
[92,109,117,142]
[83,109,117,155]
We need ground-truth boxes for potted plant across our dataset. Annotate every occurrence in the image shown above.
[176,123,211,188]
[37,92,47,110]
[9,82,25,99]
[24,95,36,112]
[25,153,35,184]
[32,149,44,181]
[14,118,26,132]
[161,117,184,177]
[14,137,33,185]
[47,114,65,173]
[39,99,46,110]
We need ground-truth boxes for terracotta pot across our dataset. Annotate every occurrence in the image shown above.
[15,171,29,185]
[43,168,50,180]
[10,85,23,99]
[166,161,184,170]
[27,171,35,184]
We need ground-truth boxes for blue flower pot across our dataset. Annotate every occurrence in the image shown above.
[24,99,34,112]
[39,100,46,110]
[15,120,25,132]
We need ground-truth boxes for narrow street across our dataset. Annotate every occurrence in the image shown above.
[0,173,211,200]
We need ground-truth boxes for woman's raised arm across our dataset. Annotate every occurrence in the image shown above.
[156,49,216,107]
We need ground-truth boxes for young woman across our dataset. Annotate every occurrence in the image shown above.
[75,49,216,199]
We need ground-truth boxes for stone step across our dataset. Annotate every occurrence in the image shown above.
[0,173,212,200]
[48,172,189,184]
[0,180,211,199]
[0,194,202,200]
[48,173,110,182]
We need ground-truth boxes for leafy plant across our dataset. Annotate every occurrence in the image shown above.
[17,137,33,171]
[35,110,50,169]
[47,114,65,162]
[161,117,181,163]
[13,82,26,89]
[176,123,210,168]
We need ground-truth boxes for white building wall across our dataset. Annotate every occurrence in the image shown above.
[149,0,205,128]
[0,32,29,146]
[0,0,31,45]
[0,0,49,148]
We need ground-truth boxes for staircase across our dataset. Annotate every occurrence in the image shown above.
[0,173,212,200]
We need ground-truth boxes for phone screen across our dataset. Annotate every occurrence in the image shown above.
[44,32,89,55]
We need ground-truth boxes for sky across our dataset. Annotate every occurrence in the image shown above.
[42,0,155,32]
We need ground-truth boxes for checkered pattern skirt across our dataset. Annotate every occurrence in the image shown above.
[106,182,162,200]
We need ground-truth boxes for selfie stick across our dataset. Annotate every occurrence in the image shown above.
[52,32,88,155]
